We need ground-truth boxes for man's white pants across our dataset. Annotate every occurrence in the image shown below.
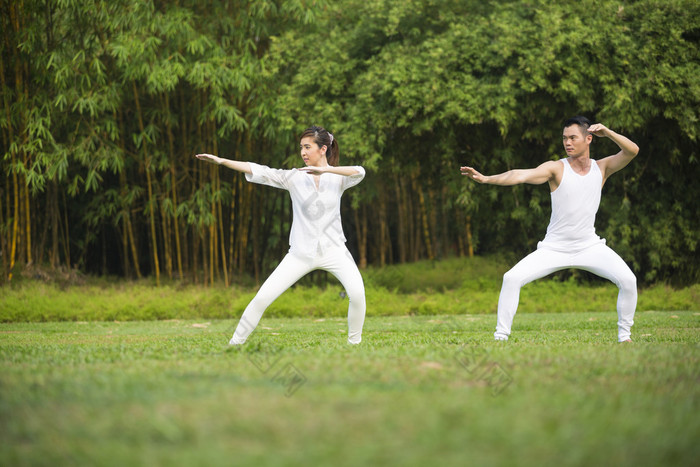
[494,242,637,342]
[230,246,366,345]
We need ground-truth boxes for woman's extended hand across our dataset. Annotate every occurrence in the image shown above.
[298,166,327,175]
[195,153,221,165]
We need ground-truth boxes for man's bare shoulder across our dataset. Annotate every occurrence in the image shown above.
[540,159,563,168]
[538,159,564,187]
[538,159,564,175]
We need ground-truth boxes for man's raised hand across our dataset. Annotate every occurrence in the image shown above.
[587,123,609,138]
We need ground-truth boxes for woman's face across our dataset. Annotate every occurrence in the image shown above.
[300,136,327,166]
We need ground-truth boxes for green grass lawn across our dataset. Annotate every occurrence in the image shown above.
[1,311,698,466]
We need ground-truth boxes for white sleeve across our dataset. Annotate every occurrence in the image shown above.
[341,166,366,191]
[245,162,295,190]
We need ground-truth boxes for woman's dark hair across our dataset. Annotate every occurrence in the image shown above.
[300,125,339,166]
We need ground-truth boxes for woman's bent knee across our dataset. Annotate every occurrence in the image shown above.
[347,290,366,307]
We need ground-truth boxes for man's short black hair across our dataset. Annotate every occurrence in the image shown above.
[563,116,591,134]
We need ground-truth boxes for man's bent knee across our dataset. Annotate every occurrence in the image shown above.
[617,272,637,292]
[502,269,526,289]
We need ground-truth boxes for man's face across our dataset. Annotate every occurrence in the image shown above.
[562,124,592,158]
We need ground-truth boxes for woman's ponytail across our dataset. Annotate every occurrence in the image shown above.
[327,134,339,166]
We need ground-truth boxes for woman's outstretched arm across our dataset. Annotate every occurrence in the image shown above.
[298,165,362,176]
[195,154,252,174]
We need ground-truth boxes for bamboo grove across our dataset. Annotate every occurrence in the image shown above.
[1,0,699,287]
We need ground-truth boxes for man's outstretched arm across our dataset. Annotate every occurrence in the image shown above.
[460,161,559,186]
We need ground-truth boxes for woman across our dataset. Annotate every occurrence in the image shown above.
[195,126,367,345]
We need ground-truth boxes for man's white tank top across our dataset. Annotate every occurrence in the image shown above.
[537,158,606,252]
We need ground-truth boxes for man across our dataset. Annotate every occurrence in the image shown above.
[460,116,639,342]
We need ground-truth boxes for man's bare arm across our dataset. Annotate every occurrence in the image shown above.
[590,124,639,181]
[460,161,559,186]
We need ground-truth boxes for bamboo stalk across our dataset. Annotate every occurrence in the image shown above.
[6,0,22,280]
[417,182,433,260]
[8,150,19,281]
[228,184,237,281]
[252,194,260,284]
[0,169,5,279]
[126,215,141,278]
[456,210,465,257]
[406,174,417,261]
[379,187,387,266]
[117,110,141,278]
[24,170,31,265]
[209,119,218,285]
[394,174,406,263]
[178,87,189,280]
[466,215,474,258]
[353,204,368,269]
[237,180,252,276]
[217,176,229,287]
[164,92,183,281]
[209,204,215,285]
[160,197,173,280]
[61,190,70,268]
[133,82,160,285]
[228,134,243,279]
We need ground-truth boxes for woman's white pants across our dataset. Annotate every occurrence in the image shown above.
[230,247,366,345]
[495,243,637,342]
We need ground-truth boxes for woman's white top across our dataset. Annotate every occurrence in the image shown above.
[538,158,606,253]
[246,163,365,258]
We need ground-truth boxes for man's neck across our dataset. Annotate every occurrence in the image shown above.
[568,153,592,174]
